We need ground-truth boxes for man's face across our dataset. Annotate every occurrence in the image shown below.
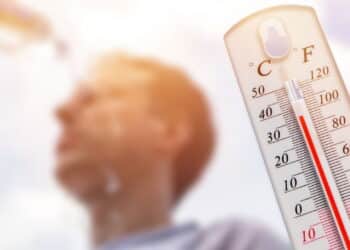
[55,84,166,202]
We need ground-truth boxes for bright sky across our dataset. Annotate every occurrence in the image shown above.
[3,0,350,249]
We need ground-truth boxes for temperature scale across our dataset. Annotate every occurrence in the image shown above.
[225,5,350,250]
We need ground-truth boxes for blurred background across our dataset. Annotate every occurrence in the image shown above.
[1,0,350,249]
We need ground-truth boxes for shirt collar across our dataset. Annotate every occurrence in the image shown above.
[98,223,199,250]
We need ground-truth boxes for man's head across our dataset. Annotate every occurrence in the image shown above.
[55,53,215,208]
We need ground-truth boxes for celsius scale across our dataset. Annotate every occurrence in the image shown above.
[225,5,350,250]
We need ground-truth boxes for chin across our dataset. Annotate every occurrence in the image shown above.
[59,177,107,206]
[55,150,106,204]
[55,166,96,204]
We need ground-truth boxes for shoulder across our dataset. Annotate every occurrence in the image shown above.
[193,218,291,250]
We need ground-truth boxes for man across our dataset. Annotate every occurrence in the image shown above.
[55,53,289,250]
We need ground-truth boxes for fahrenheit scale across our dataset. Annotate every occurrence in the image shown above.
[225,5,350,250]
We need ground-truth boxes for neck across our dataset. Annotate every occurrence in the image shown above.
[88,164,173,247]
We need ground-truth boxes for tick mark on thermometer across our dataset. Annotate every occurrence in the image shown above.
[260,113,282,122]
[284,147,296,153]
[303,235,327,245]
[268,101,279,107]
[254,87,284,99]
[292,171,305,177]
[301,197,314,203]
[332,141,346,146]
[320,114,336,121]
[313,90,326,96]
[268,136,291,144]
[336,155,350,161]
[277,124,288,129]
[276,159,300,168]
[319,99,340,108]
[329,124,350,133]
[298,74,330,86]
[284,184,308,194]
[294,208,318,218]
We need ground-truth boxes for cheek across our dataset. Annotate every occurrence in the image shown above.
[77,110,147,165]
[75,105,162,161]
[78,107,123,145]
[123,118,164,154]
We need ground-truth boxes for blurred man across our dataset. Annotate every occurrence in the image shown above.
[55,53,289,250]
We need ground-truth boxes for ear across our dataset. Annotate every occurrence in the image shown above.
[156,120,192,157]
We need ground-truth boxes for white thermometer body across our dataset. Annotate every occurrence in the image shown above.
[225,5,350,250]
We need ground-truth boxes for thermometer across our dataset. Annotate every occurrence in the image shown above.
[225,5,350,250]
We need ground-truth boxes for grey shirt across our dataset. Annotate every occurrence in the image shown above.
[98,219,291,250]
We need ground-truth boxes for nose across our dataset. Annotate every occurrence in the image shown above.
[55,102,74,123]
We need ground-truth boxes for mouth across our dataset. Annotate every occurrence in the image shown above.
[56,131,77,154]
[55,140,86,179]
